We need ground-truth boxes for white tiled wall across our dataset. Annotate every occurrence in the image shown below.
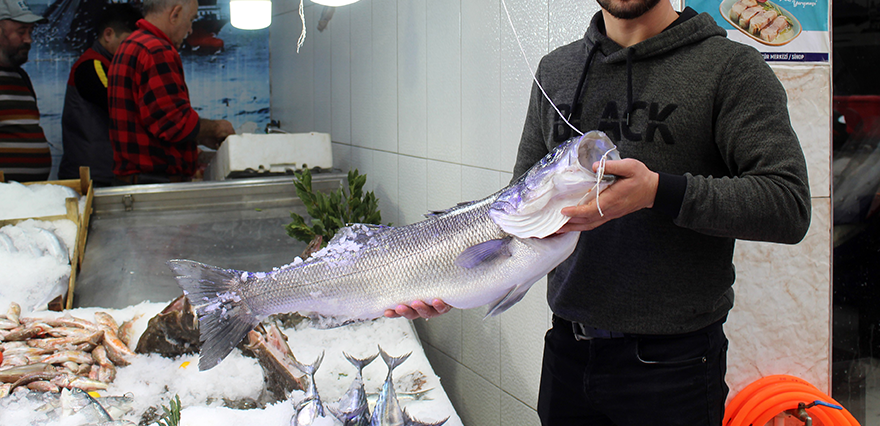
[270,0,832,423]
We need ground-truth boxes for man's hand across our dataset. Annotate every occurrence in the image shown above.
[197,118,235,149]
[214,119,235,140]
[556,158,659,233]
[384,299,451,320]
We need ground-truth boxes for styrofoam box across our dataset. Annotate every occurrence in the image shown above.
[205,132,333,180]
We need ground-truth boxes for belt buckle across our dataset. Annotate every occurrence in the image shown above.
[572,322,594,341]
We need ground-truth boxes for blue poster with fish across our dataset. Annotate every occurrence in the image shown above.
[22,0,270,179]
[686,0,829,62]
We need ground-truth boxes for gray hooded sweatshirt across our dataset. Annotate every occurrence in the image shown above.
[513,9,811,334]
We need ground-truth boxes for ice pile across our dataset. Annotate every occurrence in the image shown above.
[0,220,77,313]
[0,182,84,314]
[0,182,82,221]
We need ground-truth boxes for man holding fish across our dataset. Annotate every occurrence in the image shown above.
[388,0,810,424]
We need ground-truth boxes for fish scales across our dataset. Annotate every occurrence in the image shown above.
[246,201,519,317]
[170,131,619,370]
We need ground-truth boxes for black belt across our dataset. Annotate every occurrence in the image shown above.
[553,315,626,341]
[553,314,727,341]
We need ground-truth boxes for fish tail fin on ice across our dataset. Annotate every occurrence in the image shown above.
[378,345,411,378]
[343,351,378,372]
[289,351,325,376]
[167,259,261,371]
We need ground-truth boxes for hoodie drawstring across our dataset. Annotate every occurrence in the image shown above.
[568,44,598,121]
[569,45,636,129]
[625,48,634,127]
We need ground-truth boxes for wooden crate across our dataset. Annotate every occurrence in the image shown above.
[0,167,94,310]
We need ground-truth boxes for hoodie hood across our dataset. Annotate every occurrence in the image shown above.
[585,8,728,62]
[572,8,728,126]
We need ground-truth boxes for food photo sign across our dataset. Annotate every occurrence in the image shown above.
[688,0,829,62]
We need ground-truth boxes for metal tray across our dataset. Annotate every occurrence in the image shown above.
[74,174,345,308]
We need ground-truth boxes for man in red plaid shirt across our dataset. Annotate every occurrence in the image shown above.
[108,0,234,184]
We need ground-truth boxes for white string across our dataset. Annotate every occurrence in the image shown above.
[500,0,583,137]
[297,0,307,53]
[591,147,617,216]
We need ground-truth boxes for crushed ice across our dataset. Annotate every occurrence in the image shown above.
[0,219,78,314]
[0,182,83,221]
[309,224,378,266]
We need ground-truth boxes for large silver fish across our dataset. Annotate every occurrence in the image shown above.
[169,131,619,370]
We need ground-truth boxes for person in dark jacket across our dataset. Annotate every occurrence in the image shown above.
[388,0,811,424]
[58,4,142,186]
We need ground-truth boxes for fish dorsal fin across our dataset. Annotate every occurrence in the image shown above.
[454,238,513,269]
[485,284,532,317]
[424,201,476,218]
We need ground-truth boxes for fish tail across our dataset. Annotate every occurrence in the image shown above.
[167,259,261,371]
[343,352,378,372]
[378,345,411,376]
[289,351,325,376]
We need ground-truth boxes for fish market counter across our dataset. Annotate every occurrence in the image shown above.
[1,304,462,426]
[11,175,464,425]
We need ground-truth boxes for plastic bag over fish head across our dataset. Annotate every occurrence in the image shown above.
[489,131,620,239]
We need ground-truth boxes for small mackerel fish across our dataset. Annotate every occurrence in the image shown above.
[289,352,328,426]
[329,352,377,426]
[169,131,620,370]
[370,347,446,426]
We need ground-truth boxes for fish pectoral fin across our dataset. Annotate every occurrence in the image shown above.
[485,284,532,317]
[454,238,513,269]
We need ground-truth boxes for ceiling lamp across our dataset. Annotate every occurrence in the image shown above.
[311,0,360,6]
[230,0,273,30]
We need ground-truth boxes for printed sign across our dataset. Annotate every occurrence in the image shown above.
[687,0,829,62]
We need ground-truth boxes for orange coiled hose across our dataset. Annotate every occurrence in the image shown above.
[723,375,860,426]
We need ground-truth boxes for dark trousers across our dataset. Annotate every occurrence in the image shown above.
[537,316,729,426]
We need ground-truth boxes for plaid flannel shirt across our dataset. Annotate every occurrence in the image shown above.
[108,19,200,177]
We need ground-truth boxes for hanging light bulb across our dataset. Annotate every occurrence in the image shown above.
[230,0,273,30]
[311,0,360,6]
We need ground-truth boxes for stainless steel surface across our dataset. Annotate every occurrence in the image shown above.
[75,174,345,309]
